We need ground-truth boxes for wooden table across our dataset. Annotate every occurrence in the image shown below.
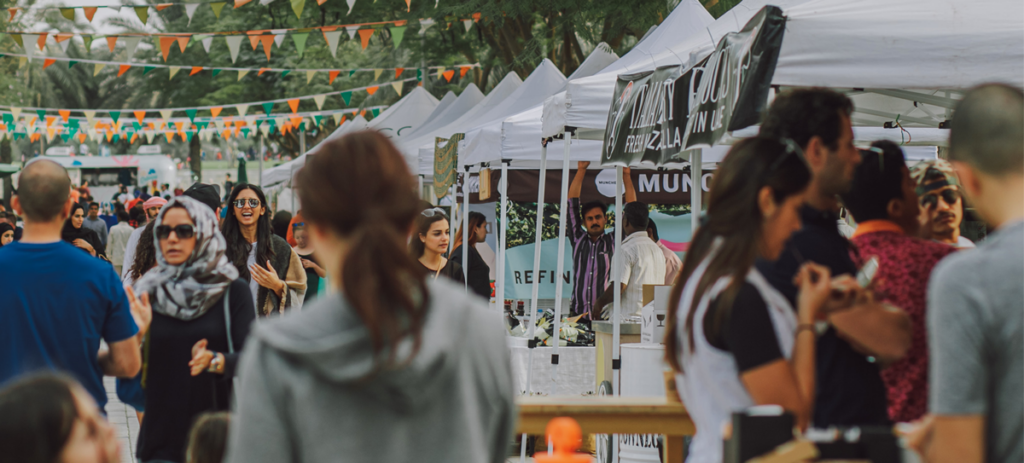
[516,396,695,462]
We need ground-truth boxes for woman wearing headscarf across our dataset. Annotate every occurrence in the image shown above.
[132,196,255,463]
[0,222,14,247]
[62,202,106,259]
[222,184,306,316]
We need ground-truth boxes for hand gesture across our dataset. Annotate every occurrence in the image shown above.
[73,239,96,256]
[301,258,315,269]
[821,274,860,314]
[250,260,285,296]
[124,286,152,338]
[794,262,832,324]
[189,339,213,376]
[578,161,590,171]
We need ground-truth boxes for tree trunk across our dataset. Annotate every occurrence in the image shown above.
[189,132,202,184]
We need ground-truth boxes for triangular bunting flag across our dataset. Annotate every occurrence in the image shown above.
[463,19,473,32]
[236,104,249,116]
[189,66,203,76]
[345,26,359,40]
[235,0,254,8]
[395,67,405,78]
[373,68,383,80]
[365,86,379,96]
[340,91,352,106]
[59,7,75,20]
[93,63,105,76]
[241,127,250,138]
[443,69,455,81]
[419,18,435,36]
[460,65,470,77]
[118,64,131,77]
[346,0,356,14]
[159,37,175,61]
[210,107,222,118]
[248,32,260,50]
[357,29,374,50]
[123,36,142,60]
[333,113,344,125]
[305,70,316,84]
[313,94,326,110]
[313,115,322,126]
[262,102,274,116]
[210,2,226,18]
[185,130,195,142]
[391,81,403,96]
[224,36,243,63]
[106,36,119,53]
[404,0,411,11]
[109,111,121,123]
[237,69,249,81]
[176,36,190,53]
[201,36,214,53]
[259,35,274,61]
[143,66,155,75]
[7,8,17,22]
[289,116,302,128]
[184,3,200,25]
[83,36,94,50]
[212,69,222,77]
[42,59,55,69]
[31,33,47,52]
[291,0,305,19]
[58,110,70,122]
[83,7,98,22]
[55,33,73,53]
[435,67,444,79]
[292,32,309,56]
[287,99,300,113]
[133,111,146,124]
[257,68,270,76]
[134,7,149,24]
[186,109,197,123]
[323,30,342,57]
[259,124,269,138]
[68,61,78,68]
[328,70,340,84]
[155,3,173,12]
[371,108,380,117]
[82,110,92,124]
[271,30,286,48]
[168,66,180,79]
[9,33,23,48]
[280,70,290,78]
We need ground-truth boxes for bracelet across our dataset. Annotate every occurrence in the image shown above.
[206,352,223,373]
[795,324,817,336]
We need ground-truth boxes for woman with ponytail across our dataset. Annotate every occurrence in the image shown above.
[225,131,515,463]
[665,138,835,463]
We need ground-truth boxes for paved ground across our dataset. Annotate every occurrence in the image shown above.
[103,376,140,463]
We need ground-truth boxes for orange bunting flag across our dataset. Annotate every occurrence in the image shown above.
[259,35,274,61]
[58,110,70,122]
[175,121,186,132]
[328,70,340,84]
[222,129,232,139]
[472,12,481,22]
[404,0,411,11]
[248,32,261,50]
[357,29,374,50]
[42,59,56,69]
[365,86,379,96]
[189,66,203,76]
[360,110,367,117]
[176,36,190,53]
[30,133,40,143]
[134,111,146,124]
[118,64,131,77]
[37,33,48,50]
[234,0,254,8]
[45,116,56,127]
[165,132,174,143]
[442,70,455,82]
[83,7,98,22]
[287,99,300,113]
[460,66,470,78]
[106,36,119,53]
[289,116,302,127]
[395,67,405,79]
[210,107,222,118]
[8,8,18,22]
[159,37,175,61]
[130,133,139,144]
[257,68,270,76]
[78,133,88,143]
[155,3,173,11]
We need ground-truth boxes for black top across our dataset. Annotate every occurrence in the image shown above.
[136,280,255,463]
[755,205,890,427]
[298,252,320,304]
[449,244,491,300]
[704,282,783,373]
[417,258,465,284]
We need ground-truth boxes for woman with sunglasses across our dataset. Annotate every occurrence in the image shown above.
[291,222,325,303]
[410,208,465,283]
[132,196,255,463]
[222,184,306,315]
[665,138,835,463]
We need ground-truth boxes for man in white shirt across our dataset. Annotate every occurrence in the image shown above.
[592,202,666,319]
[108,211,134,276]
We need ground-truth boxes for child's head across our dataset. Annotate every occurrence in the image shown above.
[185,412,230,463]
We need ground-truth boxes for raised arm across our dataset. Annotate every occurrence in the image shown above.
[569,161,588,199]
[623,167,637,203]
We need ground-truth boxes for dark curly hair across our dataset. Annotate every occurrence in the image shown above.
[129,221,158,282]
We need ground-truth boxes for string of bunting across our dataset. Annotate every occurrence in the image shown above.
[5,0,425,24]
[0,52,476,84]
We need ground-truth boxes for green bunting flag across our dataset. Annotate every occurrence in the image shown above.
[340,91,352,106]
[195,121,209,130]
[143,66,156,75]
[185,109,197,123]
[186,130,195,142]
[390,26,407,48]
[1,114,11,125]
[349,69,357,78]
[61,133,71,142]
[68,119,79,129]
[132,122,142,131]
[371,108,380,117]
[112,133,120,143]
[262,102,274,116]
[60,8,75,21]
[292,32,309,57]
[68,61,78,68]
[241,127,250,138]
[211,69,222,77]
[280,70,290,78]
[313,115,322,126]
[109,111,120,123]
[35,109,46,119]
[134,7,149,24]
[417,69,423,81]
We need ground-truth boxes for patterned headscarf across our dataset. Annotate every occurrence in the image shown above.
[134,196,239,321]
[910,159,961,196]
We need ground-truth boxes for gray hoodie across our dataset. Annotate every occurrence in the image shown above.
[225,279,516,463]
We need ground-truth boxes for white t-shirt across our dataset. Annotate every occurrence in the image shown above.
[247,241,259,308]
[613,232,667,317]
[957,235,976,248]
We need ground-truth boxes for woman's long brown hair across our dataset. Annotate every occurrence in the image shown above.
[664,137,811,372]
[452,211,486,251]
[295,131,427,372]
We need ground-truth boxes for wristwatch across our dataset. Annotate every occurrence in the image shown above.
[207,352,225,374]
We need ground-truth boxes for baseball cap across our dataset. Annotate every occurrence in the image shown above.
[910,159,961,196]
[183,183,222,212]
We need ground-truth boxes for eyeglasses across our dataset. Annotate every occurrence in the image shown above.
[233,198,261,209]
[768,138,808,172]
[920,188,961,209]
[292,222,305,228]
[421,207,448,219]
[156,224,196,240]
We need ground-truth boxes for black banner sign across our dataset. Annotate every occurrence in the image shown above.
[601,65,687,167]
[457,168,715,205]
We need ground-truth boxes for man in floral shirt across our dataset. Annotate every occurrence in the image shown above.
[840,140,957,422]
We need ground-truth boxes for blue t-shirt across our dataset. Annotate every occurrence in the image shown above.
[0,241,138,411]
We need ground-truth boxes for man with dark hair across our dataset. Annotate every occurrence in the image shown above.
[757,88,912,428]
[647,219,681,285]
[840,140,956,424]
[911,84,1023,463]
[567,161,636,319]
[910,159,974,248]
[82,201,108,247]
[108,210,134,276]
[0,159,146,412]
[593,201,665,319]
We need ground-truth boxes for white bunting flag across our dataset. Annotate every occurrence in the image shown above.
[184,3,200,25]
[313,94,326,110]
[332,113,343,125]
[225,36,244,63]
[236,104,249,116]
[463,19,472,32]
[306,70,316,84]
[419,19,435,36]
[346,0,356,14]
[237,69,249,81]
[323,30,342,57]
[123,36,142,61]
[345,26,359,40]
[201,36,214,54]
[159,110,173,121]
[391,81,403,96]
[93,63,105,76]
[272,30,286,48]
[168,66,180,79]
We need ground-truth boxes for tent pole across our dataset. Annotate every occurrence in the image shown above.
[462,165,470,291]
[521,140,550,462]
[612,165,624,463]
[448,185,456,257]
[691,149,702,237]
[496,161,509,312]
[550,133,571,393]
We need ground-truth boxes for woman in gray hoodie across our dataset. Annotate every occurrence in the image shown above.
[225,131,516,463]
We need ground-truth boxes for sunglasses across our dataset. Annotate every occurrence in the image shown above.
[421,207,448,219]
[920,188,961,209]
[156,224,196,240]
[233,198,261,209]
[291,222,305,228]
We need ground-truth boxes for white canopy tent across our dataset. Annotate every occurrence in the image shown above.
[365,86,441,140]
[259,115,368,189]
[398,83,485,169]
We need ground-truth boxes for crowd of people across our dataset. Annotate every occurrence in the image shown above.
[0,83,1019,463]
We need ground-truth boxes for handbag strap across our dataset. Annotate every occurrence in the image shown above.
[223,288,234,354]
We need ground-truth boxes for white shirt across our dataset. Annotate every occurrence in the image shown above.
[247,241,259,308]
[613,231,666,317]
[108,222,134,267]
[957,235,976,248]
[658,241,682,286]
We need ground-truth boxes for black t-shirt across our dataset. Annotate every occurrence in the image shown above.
[755,205,890,427]
[298,252,320,304]
[449,244,491,300]
[417,258,465,284]
[704,282,784,372]
[136,279,255,463]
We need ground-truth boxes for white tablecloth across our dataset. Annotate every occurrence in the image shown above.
[509,346,596,396]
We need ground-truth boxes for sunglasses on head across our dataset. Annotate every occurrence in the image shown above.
[156,224,196,240]
[233,198,261,209]
[920,188,961,209]
[421,207,448,219]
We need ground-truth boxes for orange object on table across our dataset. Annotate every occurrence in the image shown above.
[535,417,592,463]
